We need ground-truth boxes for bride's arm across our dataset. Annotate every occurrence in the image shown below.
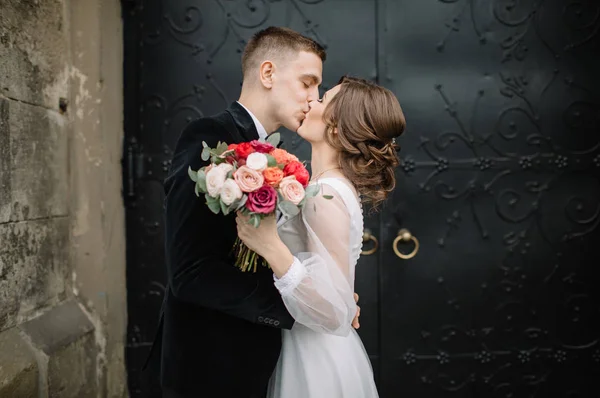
[242,184,357,336]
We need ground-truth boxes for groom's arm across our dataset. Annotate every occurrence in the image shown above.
[163,118,294,329]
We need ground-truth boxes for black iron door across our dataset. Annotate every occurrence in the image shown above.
[122,0,599,397]
[376,0,600,397]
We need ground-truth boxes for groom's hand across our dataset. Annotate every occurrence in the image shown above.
[352,293,360,329]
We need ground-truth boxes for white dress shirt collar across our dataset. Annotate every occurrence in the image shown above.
[236,101,268,140]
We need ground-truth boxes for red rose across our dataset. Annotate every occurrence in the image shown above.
[283,161,310,187]
[227,143,239,151]
[250,140,275,154]
[246,185,277,214]
[235,142,255,160]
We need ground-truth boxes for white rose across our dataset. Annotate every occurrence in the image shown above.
[205,166,227,197]
[220,179,243,206]
[246,152,268,172]
[216,162,234,174]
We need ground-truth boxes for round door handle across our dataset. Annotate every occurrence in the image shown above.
[393,228,419,259]
[362,229,379,256]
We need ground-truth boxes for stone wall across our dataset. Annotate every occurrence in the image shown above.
[0,0,127,396]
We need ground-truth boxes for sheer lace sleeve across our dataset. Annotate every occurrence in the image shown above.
[274,182,358,336]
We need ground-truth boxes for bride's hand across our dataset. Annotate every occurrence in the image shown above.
[352,293,360,329]
[235,211,279,259]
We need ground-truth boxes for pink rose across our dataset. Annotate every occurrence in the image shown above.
[246,185,277,214]
[234,165,264,193]
[250,140,275,154]
[278,176,305,205]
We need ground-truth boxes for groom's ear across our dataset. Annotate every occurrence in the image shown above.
[259,60,275,89]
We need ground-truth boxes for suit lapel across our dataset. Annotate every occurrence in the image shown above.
[225,101,259,143]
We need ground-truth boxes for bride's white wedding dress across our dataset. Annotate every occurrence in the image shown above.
[267,177,379,398]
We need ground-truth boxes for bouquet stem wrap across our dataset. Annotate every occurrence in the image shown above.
[232,238,266,273]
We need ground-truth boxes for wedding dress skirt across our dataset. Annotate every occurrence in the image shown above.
[267,324,378,398]
[267,178,379,398]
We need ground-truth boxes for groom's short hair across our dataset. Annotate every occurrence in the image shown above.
[241,27,326,78]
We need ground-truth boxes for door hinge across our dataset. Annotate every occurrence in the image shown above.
[124,137,144,201]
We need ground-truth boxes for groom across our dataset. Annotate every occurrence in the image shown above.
[142,27,358,398]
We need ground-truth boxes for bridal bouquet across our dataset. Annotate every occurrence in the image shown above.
[188,133,321,272]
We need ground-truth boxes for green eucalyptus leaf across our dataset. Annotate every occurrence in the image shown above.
[220,199,230,215]
[279,200,300,217]
[322,195,334,200]
[266,132,280,147]
[205,194,221,214]
[236,195,248,210]
[216,142,229,155]
[188,166,198,182]
[304,184,320,197]
[194,183,200,197]
[196,170,207,192]
[266,154,277,168]
[250,214,261,228]
[201,146,211,161]
[213,156,226,165]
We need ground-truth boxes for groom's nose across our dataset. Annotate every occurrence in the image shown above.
[307,86,319,102]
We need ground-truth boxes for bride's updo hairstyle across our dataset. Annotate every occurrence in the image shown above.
[322,76,406,210]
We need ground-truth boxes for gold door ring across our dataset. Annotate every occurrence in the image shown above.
[393,229,419,259]
[362,229,379,256]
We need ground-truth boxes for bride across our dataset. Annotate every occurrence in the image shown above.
[236,76,406,398]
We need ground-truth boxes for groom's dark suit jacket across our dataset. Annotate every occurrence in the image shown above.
[142,102,295,398]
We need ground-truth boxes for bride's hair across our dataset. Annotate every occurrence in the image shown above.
[322,76,406,210]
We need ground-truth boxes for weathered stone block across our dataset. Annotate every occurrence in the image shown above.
[0,0,69,110]
[0,327,39,398]
[19,300,96,398]
[0,99,10,218]
[46,332,97,398]
[0,98,68,224]
[0,217,69,331]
